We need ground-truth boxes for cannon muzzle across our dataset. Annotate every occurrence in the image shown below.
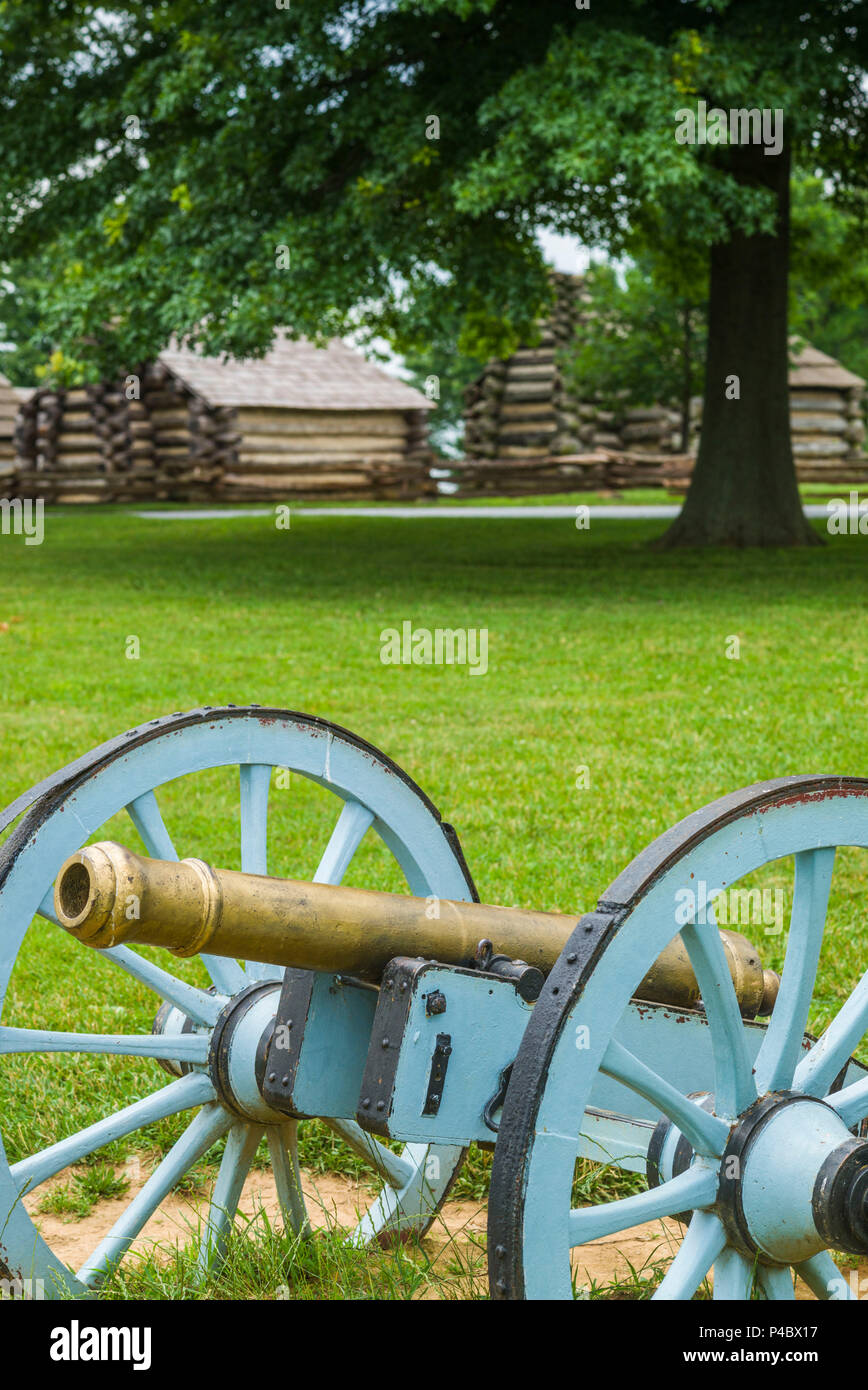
[54,841,779,1015]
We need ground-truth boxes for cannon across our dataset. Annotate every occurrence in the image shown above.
[1,703,867,1301]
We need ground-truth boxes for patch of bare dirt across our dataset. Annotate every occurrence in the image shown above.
[23,1165,854,1298]
[25,1166,377,1271]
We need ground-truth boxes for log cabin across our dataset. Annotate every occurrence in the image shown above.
[13,334,435,503]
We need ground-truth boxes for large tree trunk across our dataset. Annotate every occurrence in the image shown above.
[660,141,818,548]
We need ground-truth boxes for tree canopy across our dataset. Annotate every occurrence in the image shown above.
[558,173,868,457]
[0,0,864,380]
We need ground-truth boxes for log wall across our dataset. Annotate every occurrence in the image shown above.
[441,450,694,497]
[216,407,434,501]
[443,446,868,498]
[13,375,434,502]
[463,272,585,460]
[464,280,867,491]
[0,381,18,498]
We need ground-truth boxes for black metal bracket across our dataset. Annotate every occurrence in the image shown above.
[357,956,430,1137]
[482,1061,514,1133]
[473,939,543,1003]
[260,968,317,1116]
[422,1034,453,1116]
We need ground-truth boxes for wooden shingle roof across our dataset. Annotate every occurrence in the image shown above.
[158,332,432,412]
[789,341,865,390]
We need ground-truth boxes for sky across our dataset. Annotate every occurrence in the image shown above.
[537,229,593,275]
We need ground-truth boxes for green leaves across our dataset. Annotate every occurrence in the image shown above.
[560,251,707,446]
[0,1,865,380]
[169,183,193,214]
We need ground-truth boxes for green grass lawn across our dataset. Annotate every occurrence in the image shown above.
[1,502,867,1298]
[129,480,850,509]
[285,480,852,506]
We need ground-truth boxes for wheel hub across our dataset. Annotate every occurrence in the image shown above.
[208,981,285,1121]
[812,1137,868,1255]
[650,1089,866,1267]
[153,981,285,1121]
[650,1090,868,1265]
[151,999,199,1078]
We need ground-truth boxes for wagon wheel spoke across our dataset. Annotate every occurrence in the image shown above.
[754,848,835,1094]
[600,1039,730,1156]
[267,1121,310,1236]
[314,798,375,886]
[240,765,278,981]
[713,1246,755,1300]
[569,1163,717,1247]
[197,955,247,997]
[681,919,757,1117]
[99,944,224,1026]
[240,764,271,878]
[652,1209,727,1300]
[325,1117,416,1191]
[795,965,868,1099]
[78,1102,233,1287]
[198,1120,265,1274]
[826,1073,868,1128]
[127,789,178,862]
[757,1263,795,1300]
[0,1025,209,1065]
[796,1250,854,1299]
[36,888,60,924]
[12,1071,215,1194]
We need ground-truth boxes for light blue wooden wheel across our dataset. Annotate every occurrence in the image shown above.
[0,706,474,1297]
[490,776,868,1301]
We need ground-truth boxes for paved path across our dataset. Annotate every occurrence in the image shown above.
[135,503,837,522]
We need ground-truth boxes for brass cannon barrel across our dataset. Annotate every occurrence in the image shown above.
[53,841,779,1015]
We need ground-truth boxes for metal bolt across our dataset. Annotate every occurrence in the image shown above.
[361,1097,370,1108]
[381,1036,390,1048]
[496,1279,507,1294]
[426,990,447,1016]
[281,1076,289,1088]
[566,953,577,964]
[376,1100,385,1111]
[495,1245,505,1258]
[268,1072,276,1083]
